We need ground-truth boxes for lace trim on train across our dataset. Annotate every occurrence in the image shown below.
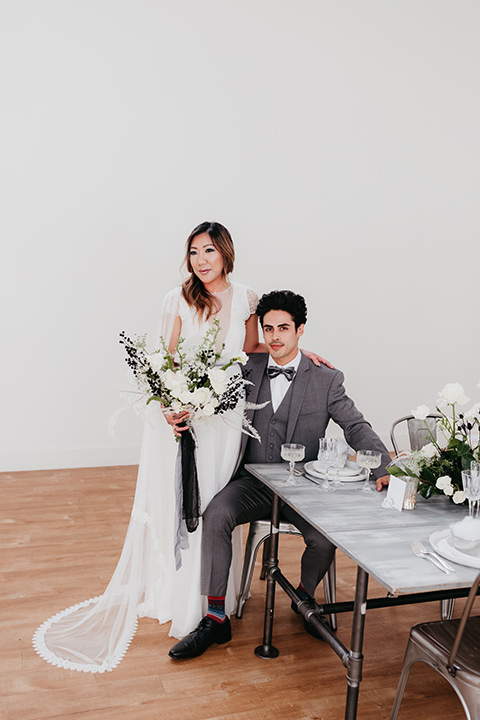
[32,597,139,674]
[32,508,168,673]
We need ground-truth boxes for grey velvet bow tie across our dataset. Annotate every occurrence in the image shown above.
[267,366,296,381]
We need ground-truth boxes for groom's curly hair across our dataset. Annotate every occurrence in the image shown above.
[256,290,307,329]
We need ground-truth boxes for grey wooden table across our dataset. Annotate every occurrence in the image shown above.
[245,463,479,720]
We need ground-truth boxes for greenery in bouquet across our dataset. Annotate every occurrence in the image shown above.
[388,382,480,502]
[119,319,260,435]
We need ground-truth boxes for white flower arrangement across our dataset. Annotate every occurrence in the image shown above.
[388,382,479,503]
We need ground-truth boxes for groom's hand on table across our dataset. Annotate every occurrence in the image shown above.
[376,475,390,492]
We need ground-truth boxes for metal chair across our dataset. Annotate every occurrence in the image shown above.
[390,413,442,456]
[391,413,454,621]
[235,516,337,630]
[390,572,480,720]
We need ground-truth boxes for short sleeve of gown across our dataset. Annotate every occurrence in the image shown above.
[246,287,259,315]
[158,287,181,345]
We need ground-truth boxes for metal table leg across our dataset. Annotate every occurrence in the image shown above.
[255,494,280,659]
[345,566,369,720]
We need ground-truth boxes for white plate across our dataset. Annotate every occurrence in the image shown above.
[429,529,480,569]
[304,461,364,483]
[312,459,361,476]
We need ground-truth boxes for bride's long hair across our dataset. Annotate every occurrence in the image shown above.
[182,221,235,319]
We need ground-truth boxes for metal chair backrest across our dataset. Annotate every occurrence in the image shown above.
[390,414,442,455]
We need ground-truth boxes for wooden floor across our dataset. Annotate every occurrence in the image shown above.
[1,466,474,720]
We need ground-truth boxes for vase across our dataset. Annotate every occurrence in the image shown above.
[402,477,419,510]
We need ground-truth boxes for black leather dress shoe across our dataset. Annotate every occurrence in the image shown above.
[168,616,232,659]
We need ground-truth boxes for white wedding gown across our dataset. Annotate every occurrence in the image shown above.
[33,281,258,673]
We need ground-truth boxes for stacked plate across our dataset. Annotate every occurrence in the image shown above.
[304,459,365,483]
[430,529,480,569]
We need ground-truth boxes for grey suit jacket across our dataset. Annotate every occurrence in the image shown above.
[238,353,391,478]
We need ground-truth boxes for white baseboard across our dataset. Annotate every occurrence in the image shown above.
[0,446,140,472]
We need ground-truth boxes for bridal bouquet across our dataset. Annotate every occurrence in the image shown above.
[120,320,263,533]
[388,382,480,503]
[119,319,258,431]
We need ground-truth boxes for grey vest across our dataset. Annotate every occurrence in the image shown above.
[243,370,294,464]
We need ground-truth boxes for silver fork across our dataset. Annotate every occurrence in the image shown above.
[411,539,455,574]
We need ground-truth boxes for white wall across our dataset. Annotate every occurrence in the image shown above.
[2,0,479,471]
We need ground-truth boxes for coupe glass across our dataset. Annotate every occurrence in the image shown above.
[318,438,338,492]
[356,450,381,494]
[281,444,305,485]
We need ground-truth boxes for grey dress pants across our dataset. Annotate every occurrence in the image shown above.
[201,471,336,598]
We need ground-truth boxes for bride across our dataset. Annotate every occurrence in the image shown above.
[33,221,329,673]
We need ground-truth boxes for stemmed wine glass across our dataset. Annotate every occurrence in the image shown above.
[332,444,349,489]
[318,438,337,492]
[356,450,382,494]
[465,463,480,518]
[462,470,474,517]
[281,444,305,485]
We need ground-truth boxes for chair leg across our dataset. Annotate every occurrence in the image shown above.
[322,555,337,631]
[236,529,269,619]
[441,597,455,620]
[389,639,424,720]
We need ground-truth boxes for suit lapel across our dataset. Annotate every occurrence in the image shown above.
[285,353,310,442]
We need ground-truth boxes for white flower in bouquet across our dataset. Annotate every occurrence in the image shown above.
[420,443,439,460]
[192,386,213,407]
[412,404,430,420]
[208,367,229,395]
[437,383,470,408]
[202,403,216,416]
[453,490,466,504]
[236,351,249,365]
[163,368,188,393]
[146,352,166,373]
[178,389,196,405]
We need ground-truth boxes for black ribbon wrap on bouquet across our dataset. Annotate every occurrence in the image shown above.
[179,422,201,532]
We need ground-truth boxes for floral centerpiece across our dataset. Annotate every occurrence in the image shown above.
[388,382,480,504]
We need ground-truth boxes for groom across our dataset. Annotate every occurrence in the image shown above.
[168,290,391,659]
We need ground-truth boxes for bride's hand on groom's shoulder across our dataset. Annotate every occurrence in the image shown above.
[301,350,334,369]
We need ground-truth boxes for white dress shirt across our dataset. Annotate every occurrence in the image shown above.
[268,351,302,413]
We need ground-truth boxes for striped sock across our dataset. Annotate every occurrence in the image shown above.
[297,583,314,602]
[207,596,226,623]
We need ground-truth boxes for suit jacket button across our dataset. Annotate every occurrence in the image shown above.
[269,443,274,448]
[271,420,276,424]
